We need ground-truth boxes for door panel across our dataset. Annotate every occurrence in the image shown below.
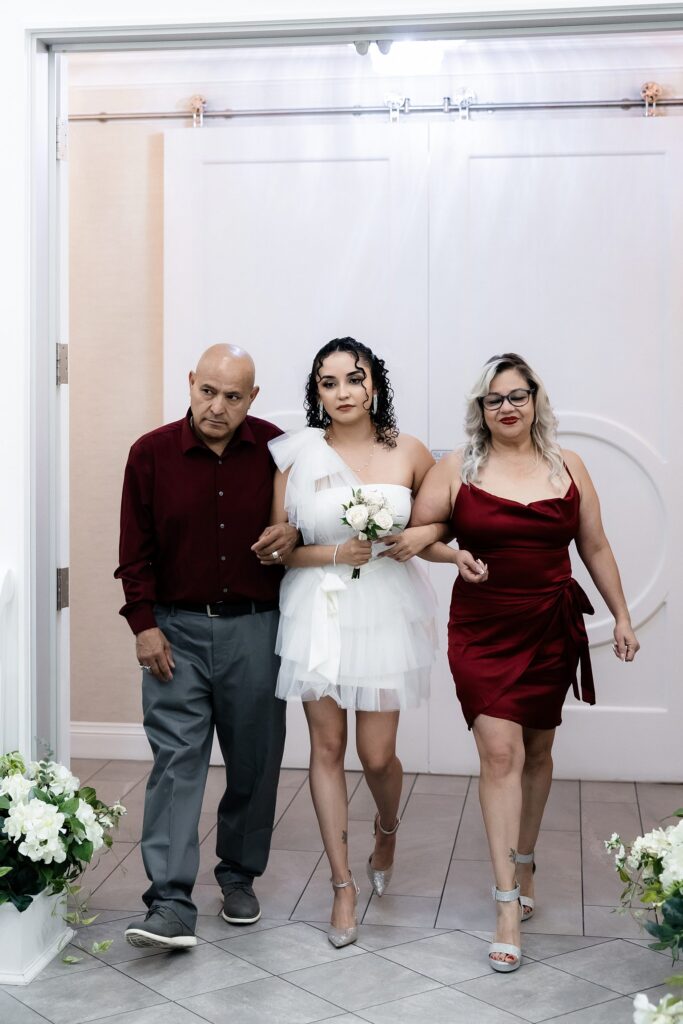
[428,118,683,780]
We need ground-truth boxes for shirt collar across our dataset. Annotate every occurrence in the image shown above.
[181,410,256,455]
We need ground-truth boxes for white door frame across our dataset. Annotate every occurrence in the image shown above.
[27,5,683,764]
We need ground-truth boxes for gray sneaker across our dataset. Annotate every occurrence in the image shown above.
[221,883,261,925]
[125,905,197,949]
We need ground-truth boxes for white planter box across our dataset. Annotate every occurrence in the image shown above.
[0,890,75,985]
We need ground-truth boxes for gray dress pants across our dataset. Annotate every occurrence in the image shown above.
[139,605,286,929]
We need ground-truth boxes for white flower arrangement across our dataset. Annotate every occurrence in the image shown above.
[340,487,399,579]
[605,813,683,1022]
[633,992,683,1023]
[0,751,125,913]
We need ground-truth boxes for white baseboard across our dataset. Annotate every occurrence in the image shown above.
[71,721,153,761]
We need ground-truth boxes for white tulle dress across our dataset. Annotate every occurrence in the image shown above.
[268,428,437,711]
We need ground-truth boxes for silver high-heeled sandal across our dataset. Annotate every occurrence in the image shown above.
[366,814,401,897]
[515,850,536,921]
[489,884,523,973]
[328,874,360,948]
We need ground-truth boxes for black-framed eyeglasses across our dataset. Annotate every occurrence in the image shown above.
[480,387,536,411]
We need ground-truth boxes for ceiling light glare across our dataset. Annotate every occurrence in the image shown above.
[370,40,445,76]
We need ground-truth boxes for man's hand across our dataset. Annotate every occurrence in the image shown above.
[252,523,299,565]
[135,627,175,682]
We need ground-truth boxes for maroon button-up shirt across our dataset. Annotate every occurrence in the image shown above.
[115,412,283,634]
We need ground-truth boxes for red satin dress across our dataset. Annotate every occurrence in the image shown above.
[447,476,595,730]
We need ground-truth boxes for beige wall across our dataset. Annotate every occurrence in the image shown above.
[70,120,164,722]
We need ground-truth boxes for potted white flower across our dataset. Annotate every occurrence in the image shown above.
[0,751,125,985]
[605,811,683,1022]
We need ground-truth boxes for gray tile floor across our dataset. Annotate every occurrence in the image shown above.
[3,760,682,1024]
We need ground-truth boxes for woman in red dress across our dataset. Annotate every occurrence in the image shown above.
[412,353,639,973]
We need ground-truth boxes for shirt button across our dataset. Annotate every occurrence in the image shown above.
[220,523,225,529]
[221,555,226,561]
[223,588,228,593]
[218,459,222,465]
[218,491,224,497]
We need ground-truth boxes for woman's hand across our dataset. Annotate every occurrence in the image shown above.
[378,526,435,562]
[612,620,640,662]
[453,549,489,584]
[338,537,373,567]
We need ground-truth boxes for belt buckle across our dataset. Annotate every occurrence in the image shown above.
[206,604,220,618]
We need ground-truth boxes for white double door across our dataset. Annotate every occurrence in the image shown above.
[165,116,683,780]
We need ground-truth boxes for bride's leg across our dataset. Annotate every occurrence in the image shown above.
[304,697,355,930]
[472,714,525,965]
[356,710,402,871]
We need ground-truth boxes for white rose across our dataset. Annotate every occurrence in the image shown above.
[5,798,66,864]
[47,762,79,797]
[345,505,369,532]
[644,828,673,858]
[362,488,385,516]
[660,844,683,892]
[75,799,104,851]
[373,508,394,532]
[0,773,33,803]
[633,993,658,1024]
[667,820,683,846]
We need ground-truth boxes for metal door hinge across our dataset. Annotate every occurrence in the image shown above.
[57,343,68,385]
[56,567,70,611]
[56,118,68,160]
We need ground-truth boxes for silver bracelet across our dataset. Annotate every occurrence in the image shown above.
[333,544,339,567]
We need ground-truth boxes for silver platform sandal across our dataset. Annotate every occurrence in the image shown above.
[489,884,523,973]
[515,850,536,921]
[328,874,360,948]
[366,814,401,897]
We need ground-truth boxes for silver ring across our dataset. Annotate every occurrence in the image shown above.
[271,550,280,560]
[141,665,152,672]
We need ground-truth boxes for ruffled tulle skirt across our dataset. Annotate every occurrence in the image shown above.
[275,556,436,711]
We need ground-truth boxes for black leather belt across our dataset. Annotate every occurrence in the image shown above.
[171,600,279,618]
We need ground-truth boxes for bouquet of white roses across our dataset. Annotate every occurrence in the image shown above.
[0,751,125,912]
[341,487,398,579]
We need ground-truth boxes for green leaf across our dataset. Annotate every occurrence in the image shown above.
[91,940,113,954]
[666,974,683,986]
[80,915,99,926]
[0,796,10,809]
[78,787,97,803]
[61,798,79,815]
[0,866,12,878]
[62,955,83,965]
[72,839,94,862]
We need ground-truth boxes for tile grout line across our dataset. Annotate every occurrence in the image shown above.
[579,779,586,937]
[431,774,473,928]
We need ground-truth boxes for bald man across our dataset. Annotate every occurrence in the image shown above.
[115,345,297,949]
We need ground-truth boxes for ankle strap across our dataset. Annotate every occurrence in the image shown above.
[514,851,535,864]
[492,884,521,902]
[331,874,357,890]
[374,814,401,837]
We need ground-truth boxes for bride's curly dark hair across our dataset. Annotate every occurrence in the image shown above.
[304,337,398,448]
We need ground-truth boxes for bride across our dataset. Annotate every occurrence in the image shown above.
[265,337,445,947]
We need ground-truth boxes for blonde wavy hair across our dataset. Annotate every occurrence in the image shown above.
[461,353,564,485]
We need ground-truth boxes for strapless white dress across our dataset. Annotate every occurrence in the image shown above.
[268,428,437,711]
